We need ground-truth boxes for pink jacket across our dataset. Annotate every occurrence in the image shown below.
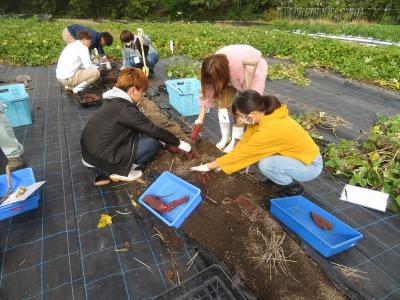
[201,45,268,108]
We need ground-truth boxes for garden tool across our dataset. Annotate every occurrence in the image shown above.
[0,75,33,90]
[0,165,12,204]
[223,61,259,158]
[222,61,258,154]
[137,28,149,77]
[15,75,32,90]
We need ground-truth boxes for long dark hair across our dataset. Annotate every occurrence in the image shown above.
[232,90,281,116]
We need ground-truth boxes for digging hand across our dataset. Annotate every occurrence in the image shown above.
[190,120,203,141]
[178,140,191,153]
[190,164,210,172]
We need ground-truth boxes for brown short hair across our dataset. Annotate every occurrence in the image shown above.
[116,68,148,92]
[76,30,92,41]
[201,54,230,102]
[120,30,134,43]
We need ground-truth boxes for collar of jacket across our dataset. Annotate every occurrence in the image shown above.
[257,104,289,127]
[102,87,133,103]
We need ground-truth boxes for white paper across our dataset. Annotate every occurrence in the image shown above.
[133,56,140,64]
[340,184,389,212]
[1,181,46,206]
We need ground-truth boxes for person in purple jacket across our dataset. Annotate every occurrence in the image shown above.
[62,24,113,60]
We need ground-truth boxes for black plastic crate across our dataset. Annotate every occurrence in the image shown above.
[154,265,249,300]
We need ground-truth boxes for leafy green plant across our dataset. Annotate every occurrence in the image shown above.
[270,19,400,42]
[1,19,399,92]
[166,61,201,78]
[268,63,310,86]
[323,115,400,212]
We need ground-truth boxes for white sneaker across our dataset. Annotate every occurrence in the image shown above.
[64,85,73,92]
[223,126,244,153]
[109,170,142,182]
[72,81,89,94]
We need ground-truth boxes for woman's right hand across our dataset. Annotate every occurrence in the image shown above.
[190,121,203,141]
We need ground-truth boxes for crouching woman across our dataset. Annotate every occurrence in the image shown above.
[81,68,191,186]
[190,90,323,196]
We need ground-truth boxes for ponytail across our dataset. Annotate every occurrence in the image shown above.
[262,95,281,115]
[232,90,281,116]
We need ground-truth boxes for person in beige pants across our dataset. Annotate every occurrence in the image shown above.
[56,30,100,93]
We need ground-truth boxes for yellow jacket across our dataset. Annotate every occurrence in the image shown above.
[216,105,320,174]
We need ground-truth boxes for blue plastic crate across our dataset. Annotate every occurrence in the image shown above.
[138,171,202,228]
[0,83,32,127]
[166,78,203,117]
[270,195,363,257]
[0,167,40,221]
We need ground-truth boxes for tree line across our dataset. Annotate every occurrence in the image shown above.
[1,0,398,23]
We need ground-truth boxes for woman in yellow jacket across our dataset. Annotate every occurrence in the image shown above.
[190,90,323,196]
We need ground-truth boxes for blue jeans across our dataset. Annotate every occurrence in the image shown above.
[145,51,159,71]
[123,51,159,71]
[134,135,160,165]
[258,154,323,185]
[89,135,160,177]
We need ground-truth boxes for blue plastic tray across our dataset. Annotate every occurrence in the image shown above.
[138,171,202,228]
[270,195,363,257]
[0,167,40,221]
[0,83,32,127]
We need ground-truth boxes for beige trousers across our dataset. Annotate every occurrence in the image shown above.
[58,68,100,87]
[62,27,75,44]
[217,86,237,109]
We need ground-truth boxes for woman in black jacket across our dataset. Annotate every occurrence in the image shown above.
[81,68,191,186]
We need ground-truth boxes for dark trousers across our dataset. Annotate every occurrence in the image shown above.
[91,135,160,177]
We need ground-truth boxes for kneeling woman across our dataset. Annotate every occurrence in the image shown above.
[190,90,323,195]
[81,68,191,186]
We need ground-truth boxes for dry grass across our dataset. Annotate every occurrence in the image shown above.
[249,227,297,280]
[332,262,369,280]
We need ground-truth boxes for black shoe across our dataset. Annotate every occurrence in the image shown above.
[279,181,304,197]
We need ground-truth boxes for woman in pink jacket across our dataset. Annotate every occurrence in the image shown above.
[193,45,268,153]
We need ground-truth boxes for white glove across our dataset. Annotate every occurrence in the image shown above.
[190,164,210,172]
[105,62,112,70]
[194,119,203,125]
[178,140,192,153]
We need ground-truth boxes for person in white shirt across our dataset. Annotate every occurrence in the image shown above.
[56,30,100,94]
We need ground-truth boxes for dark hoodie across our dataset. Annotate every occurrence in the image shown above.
[81,87,179,175]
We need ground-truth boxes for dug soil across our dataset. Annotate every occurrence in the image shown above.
[128,96,345,300]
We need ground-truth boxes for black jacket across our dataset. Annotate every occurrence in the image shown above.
[81,97,179,175]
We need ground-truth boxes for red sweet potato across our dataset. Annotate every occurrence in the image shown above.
[190,124,203,140]
[310,212,333,230]
[168,145,181,153]
[164,196,189,212]
[144,195,168,213]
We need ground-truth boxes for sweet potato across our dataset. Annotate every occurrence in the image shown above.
[144,195,190,213]
[164,196,189,212]
[143,195,168,213]
[310,212,333,230]
[83,94,101,102]
[168,145,181,153]
[190,123,203,140]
